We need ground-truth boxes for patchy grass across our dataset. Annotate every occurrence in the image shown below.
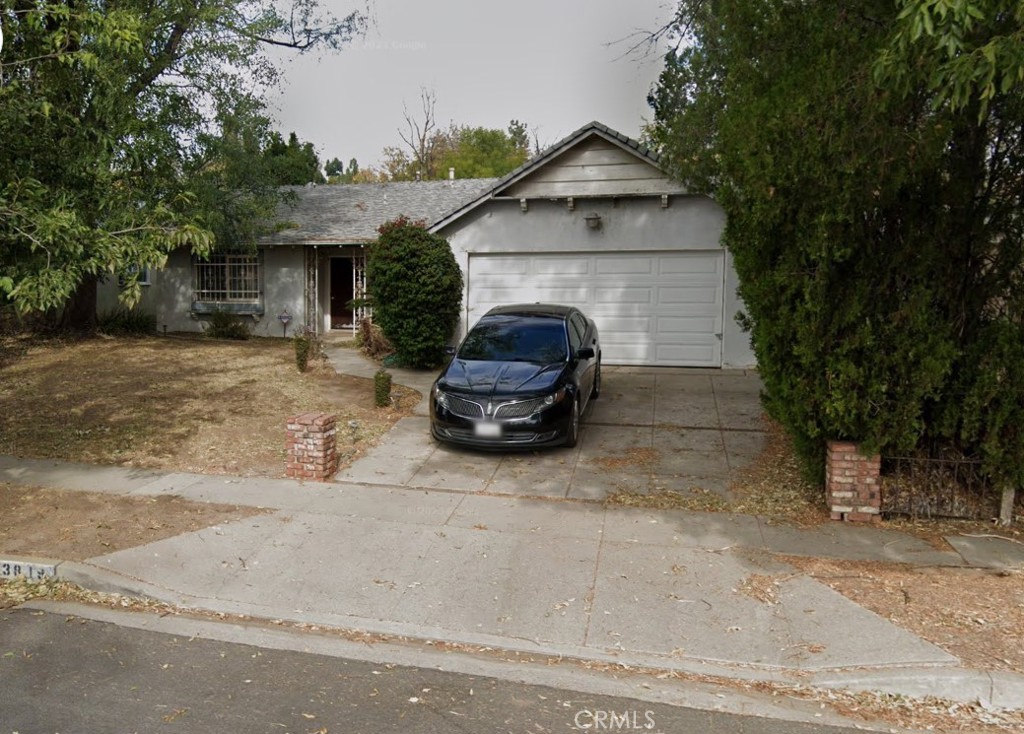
[0,334,416,477]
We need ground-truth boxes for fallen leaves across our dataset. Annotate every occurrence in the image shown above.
[784,556,1024,673]
[736,573,781,605]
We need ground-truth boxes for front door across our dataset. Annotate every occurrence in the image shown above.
[330,257,354,328]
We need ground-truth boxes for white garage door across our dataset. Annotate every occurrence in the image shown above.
[467,251,725,367]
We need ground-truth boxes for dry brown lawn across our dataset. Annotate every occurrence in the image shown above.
[0,332,417,578]
[0,333,416,476]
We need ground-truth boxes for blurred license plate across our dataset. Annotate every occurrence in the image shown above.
[474,422,501,438]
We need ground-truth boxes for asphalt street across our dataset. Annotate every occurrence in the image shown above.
[0,605,872,734]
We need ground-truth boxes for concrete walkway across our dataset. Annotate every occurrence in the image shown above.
[2,344,1023,710]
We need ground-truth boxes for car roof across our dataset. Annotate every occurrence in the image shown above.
[484,303,576,319]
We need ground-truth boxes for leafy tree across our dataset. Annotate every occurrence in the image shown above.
[325,157,345,177]
[647,0,1024,494]
[379,89,530,181]
[325,157,360,183]
[263,132,325,185]
[350,167,389,184]
[0,0,365,328]
[381,122,530,181]
[186,102,299,257]
[507,119,531,153]
[436,126,529,179]
[366,217,463,368]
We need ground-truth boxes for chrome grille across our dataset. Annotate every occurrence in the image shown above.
[494,397,547,419]
[446,394,484,419]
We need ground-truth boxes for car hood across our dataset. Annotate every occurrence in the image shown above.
[438,359,565,397]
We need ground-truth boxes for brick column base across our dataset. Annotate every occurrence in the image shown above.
[285,412,338,481]
[826,441,881,523]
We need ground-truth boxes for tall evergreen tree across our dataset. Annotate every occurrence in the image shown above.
[647,0,1024,492]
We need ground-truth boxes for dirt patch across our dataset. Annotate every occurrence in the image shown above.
[785,555,1024,674]
[0,334,416,477]
[0,483,263,567]
[0,334,410,582]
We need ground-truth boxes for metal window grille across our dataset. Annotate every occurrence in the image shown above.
[194,253,261,303]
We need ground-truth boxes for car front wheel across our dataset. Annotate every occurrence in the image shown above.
[564,395,580,448]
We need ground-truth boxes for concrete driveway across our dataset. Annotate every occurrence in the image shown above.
[336,366,766,502]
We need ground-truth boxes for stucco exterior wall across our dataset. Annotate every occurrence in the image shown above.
[97,246,307,337]
[258,246,306,338]
[438,195,756,368]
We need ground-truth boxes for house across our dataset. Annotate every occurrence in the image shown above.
[432,122,754,368]
[101,121,753,368]
[99,178,497,337]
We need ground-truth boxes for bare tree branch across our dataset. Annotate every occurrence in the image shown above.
[398,87,438,179]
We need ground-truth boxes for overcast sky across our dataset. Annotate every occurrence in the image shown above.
[268,0,676,171]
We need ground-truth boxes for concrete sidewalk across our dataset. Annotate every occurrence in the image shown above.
[3,454,1024,710]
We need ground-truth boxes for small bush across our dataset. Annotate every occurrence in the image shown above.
[374,368,392,407]
[294,333,311,372]
[204,310,250,340]
[358,317,394,361]
[293,328,323,372]
[366,217,462,368]
[97,308,157,336]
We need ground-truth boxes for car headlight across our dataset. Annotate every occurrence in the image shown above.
[542,387,567,407]
[434,387,450,409]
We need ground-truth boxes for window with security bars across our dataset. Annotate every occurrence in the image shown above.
[193,252,261,305]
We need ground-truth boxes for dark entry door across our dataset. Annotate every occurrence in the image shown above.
[330,258,354,328]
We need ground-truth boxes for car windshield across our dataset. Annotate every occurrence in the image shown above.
[457,316,568,363]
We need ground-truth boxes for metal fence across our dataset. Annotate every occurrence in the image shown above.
[881,455,997,520]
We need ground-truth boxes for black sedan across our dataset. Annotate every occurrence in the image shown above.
[430,304,601,449]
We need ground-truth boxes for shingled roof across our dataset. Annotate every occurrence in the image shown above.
[261,178,498,245]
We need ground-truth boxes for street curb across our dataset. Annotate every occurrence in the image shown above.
[809,668,1024,711]
[10,556,1024,713]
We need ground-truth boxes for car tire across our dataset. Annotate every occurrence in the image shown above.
[564,395,580,448]
[590,360,601,400]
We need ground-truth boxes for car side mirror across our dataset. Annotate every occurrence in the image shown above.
[576,347,595,360]
[444,345,456,356]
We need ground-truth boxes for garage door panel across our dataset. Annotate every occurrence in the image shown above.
[597,316,653,332]
[604,288,653,305]
[468,251,723,367]
[658,286,720,305]
[657,344,718,363]
[658,316,720,333]
[533,258,591,275]
[474,259,529,276]
[596,257,654,276]
[659,256,721,275]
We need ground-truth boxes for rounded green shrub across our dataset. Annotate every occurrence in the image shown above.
[366,216,462,368]
[374,368,392,407]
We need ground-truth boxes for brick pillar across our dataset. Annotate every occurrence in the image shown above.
[826,441,881,522]
[285,413,338,481]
